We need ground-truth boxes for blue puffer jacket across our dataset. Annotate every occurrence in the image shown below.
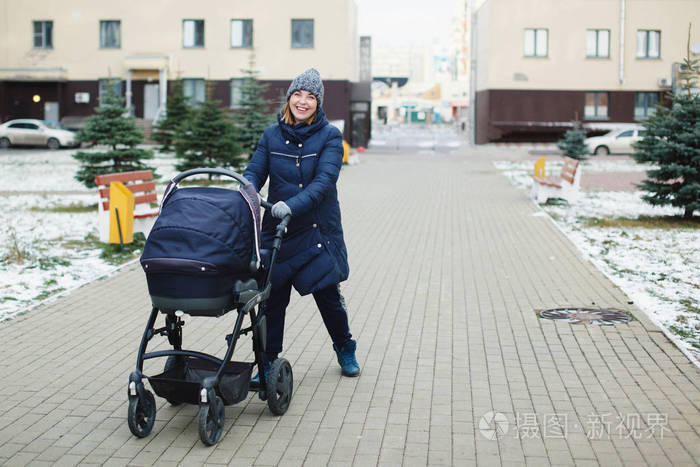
[243,109,349,295]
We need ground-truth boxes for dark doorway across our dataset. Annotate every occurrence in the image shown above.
[350,101,370,148]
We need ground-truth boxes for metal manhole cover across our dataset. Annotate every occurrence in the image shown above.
[538,308,630,325]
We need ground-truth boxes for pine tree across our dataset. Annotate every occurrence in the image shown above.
[174,83,245,173]
[72,81,154,188]
[632,25,700,219]
[231,54,275,157]
[556,128,589,161]
[152,80,191,152]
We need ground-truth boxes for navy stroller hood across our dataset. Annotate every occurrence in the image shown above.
[142,186,255,272]
[140,186,261,314]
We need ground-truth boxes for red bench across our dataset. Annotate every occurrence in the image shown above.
[531,156,582,203]
[95,170,159,242]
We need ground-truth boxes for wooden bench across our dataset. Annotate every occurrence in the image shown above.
[531,156,582,203]
[95,170,159,242]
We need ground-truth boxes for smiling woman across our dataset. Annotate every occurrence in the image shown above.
[243,68,361,378]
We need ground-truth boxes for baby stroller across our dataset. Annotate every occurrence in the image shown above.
[126,168,292,446]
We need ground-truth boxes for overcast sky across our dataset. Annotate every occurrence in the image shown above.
[354,0,459,49]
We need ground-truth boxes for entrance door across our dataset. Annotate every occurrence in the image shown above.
[143,84,160,120]
[44,102,59,124]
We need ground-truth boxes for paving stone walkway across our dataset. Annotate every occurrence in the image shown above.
[1,148,698,466]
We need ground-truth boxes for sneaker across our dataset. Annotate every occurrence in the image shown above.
[333,340,360,377]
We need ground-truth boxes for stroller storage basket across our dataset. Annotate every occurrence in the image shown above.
[149,356,253,406]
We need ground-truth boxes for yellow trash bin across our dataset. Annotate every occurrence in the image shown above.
[534,156,546,178]
[109,181,135,244]
[342,140,350,164]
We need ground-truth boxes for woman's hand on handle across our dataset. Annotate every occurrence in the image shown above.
[259,198,291,235]
[271,201,291,219]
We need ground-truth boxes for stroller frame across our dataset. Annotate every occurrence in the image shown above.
[126,168,292,446]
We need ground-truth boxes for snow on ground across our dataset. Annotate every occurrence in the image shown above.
[495,159,699,361]
[0,147,178,321]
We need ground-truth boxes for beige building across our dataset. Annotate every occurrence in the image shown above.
[472,0,700,143]
[0,0,371,144]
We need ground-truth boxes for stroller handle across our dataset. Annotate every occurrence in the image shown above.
[170,168,251,186]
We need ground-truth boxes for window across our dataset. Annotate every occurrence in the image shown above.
[291,19,314,48]
[634,92,658,119]
[230,78,246,109]
[617,130,634,138]
[183,20,204,48]
[586,29,609,58]
[231,19,253,48]
[637,30,660,58]
[183,79,205,105]
[584,92,608,119]
[98,79,122,105]
[100,20,121,49]
[524,28,548,57]
[9,122,39,130]
[33,21,53,49]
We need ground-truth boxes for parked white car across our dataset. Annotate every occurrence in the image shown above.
[0,119,79,149]
[584,127,646,156]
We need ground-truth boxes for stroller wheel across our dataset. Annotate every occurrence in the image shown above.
[266,358,293,415]
[127,390,156,438]
[198,394,225,446]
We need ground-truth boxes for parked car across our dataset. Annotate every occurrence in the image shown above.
[584,127,646,156]
[0,119,79,149]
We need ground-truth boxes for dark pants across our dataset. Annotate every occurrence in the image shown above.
[262,282,352,361]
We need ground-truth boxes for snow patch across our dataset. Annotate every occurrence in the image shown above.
[0,147,179,321]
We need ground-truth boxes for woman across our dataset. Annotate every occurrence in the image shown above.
[243,68,360,377]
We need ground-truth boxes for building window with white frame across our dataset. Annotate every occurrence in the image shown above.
[100,20,121,49]
[634,92,658,119]
[183,19,204,48]
[636,30,660,58]
[524,28,547,57]
[291,19,314,48]
[584,92,608,119]
[33,21,53,49]
[230,78,246,109]
[183,78,205,105]
[231,19,253,48]
[586,29,609,58]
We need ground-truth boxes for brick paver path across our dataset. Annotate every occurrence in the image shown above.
[1,149,698,466]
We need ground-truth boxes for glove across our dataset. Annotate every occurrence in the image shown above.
[271,201,291,219]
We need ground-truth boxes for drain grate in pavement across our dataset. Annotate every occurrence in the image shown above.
[538,308,630,325]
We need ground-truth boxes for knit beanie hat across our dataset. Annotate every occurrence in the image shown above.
[285,68,324,107]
